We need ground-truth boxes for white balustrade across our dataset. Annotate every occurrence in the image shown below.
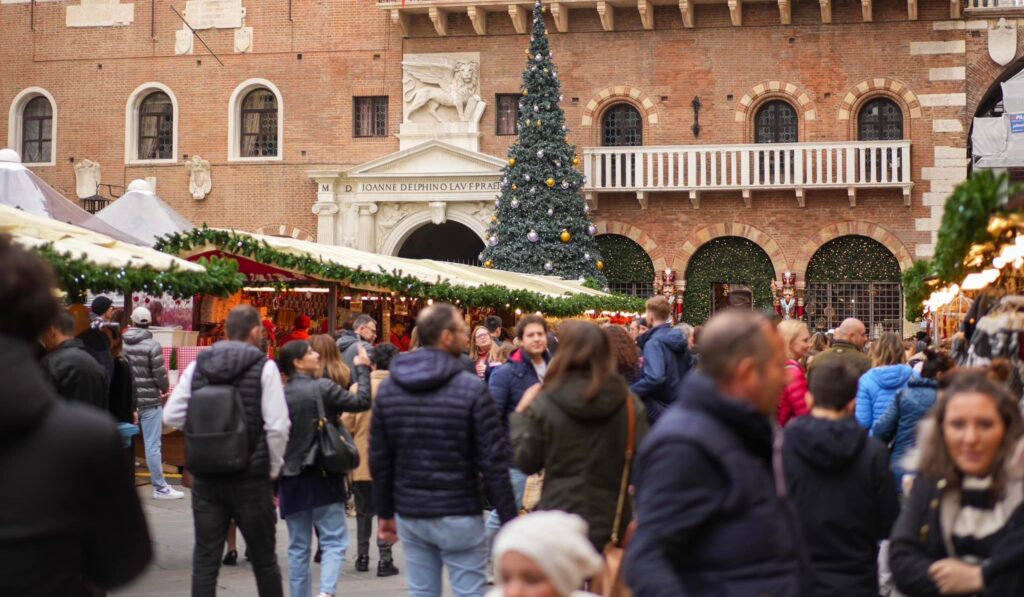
[582,140,912,193]
[966,0,1024,9]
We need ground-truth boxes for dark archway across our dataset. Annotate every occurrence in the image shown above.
[595,234,655,297]
[683,236,776,325]
[397,221,485,265]
[805,235,902,337]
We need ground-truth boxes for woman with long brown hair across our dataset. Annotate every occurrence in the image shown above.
[604,324,641,384]
[855,331,914,430]
[510,321,649,550]
[309,334,351,388]
[470,324,493,381]
[889,368,1024,596]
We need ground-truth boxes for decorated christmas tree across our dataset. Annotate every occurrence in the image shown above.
[481,0,605,284]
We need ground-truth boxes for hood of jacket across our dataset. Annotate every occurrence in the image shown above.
[195,340,266,384]
[0,337,56,445]
[638,323,687,354]
[389,347,468,393]
[867,364,915,390]
[679,371,773,460]
[337,330,360,353]
[786,415,867,470]
[906,377,938,391]
[123,327,153,345]
[544,371,630,421]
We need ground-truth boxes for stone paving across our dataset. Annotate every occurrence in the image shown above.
[113,487,423,596]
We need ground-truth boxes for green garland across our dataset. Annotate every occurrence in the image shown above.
[155,227,645,316]
[902,260,933,323]
[933,170,1011,283]
[596,234,655,284]
[683,237,775,325]
[806,236,901,283]
[36,244,245,299]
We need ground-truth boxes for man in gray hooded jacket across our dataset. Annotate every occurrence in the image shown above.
[125,306,183,500]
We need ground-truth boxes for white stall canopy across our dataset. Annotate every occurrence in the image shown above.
[96,180,195,246]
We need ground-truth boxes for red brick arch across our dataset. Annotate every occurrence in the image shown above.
[791,221,915,279]
[592,220,666,270]
[736,81,817,125]
[678,223,789,276]
[253,223,315,241]
[838,78,921,122]
[581,85,660,129]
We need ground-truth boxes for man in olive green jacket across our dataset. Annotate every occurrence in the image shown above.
[807,318,872,382]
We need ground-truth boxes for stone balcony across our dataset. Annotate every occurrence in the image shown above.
[964,0,1024,14]
[377,0,929,35]
[581,140,913,208]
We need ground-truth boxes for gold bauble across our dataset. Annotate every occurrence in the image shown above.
[572,156,580,166]
[545,178,556,187]
[491,214,499,223]
[536,119,542,127]
[484,260,494,269]
[512,184,518,191]
[560,229,571,243]
[596,260,605,271]
[522,89,529,96]
[541,5,547,11]
[543,68,549,73]
[508,158,516,166]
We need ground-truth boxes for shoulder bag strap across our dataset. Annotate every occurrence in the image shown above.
[610,395,637,546]
[313,381,327,429]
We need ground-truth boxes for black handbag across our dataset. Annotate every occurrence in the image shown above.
[304,384,360,474]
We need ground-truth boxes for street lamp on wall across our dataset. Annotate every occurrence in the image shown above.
[691,96,702,138]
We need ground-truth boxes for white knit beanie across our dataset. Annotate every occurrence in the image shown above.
[492,512,604,596]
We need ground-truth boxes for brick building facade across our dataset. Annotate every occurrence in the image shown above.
[2,0,1019,329]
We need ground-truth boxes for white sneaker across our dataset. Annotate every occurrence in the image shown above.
[316,593,334,597]
[154,486,185,500]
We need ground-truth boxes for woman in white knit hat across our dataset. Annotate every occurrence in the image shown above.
[488,511,603,597]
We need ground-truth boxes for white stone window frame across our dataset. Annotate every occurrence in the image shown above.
[227,78,284,162]
[125,82,179,165]
[7,87,57,167]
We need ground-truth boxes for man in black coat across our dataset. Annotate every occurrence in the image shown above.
[41,309,109,410]
[371,304,515,597]
[783,359,900,596]
[0,234,151,596]
[625,310,810,596]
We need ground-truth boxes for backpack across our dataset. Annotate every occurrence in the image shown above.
[184,375,250,476]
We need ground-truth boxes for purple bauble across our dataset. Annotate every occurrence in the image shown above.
[544,261,554,271]
[527,230,540,242]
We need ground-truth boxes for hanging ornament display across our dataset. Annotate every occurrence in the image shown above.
[544,261,554,271]
[596,261,605,271]
[527,230,540,242]
[508,158,516,166]
[546,178,556,187]
[560,230,572,243]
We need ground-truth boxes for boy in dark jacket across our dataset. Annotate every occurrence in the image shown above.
[371,304,515,597]
[783,359,900,596]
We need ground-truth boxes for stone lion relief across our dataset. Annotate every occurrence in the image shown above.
[402,54,486,124]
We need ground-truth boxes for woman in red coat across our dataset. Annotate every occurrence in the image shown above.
[777,319,812,427]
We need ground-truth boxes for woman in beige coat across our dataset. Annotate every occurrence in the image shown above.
[342,342,401,577]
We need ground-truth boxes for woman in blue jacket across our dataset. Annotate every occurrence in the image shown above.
[871,350,953,489]
[855,332,914,430]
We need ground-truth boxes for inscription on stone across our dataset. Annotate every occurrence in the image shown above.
[184,0,246,30]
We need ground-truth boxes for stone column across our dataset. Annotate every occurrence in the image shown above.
[355,202,379,253]
[307,170,342,245]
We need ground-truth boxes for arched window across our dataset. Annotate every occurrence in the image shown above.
[595,234,655,297]
[805,235,902,338]
[754,100,798,144]
[22,96,53,164]
[858,98,903,141]
[601,104,642,188]
[240,89,278,158]
[138,92,174,160]
[683,237,776,325]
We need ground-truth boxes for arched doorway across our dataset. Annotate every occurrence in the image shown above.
[397,221,485,265]
[804,235,902,337]
[595,234,655,297]
[683,236,776,325]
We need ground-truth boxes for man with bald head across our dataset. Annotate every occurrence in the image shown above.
[807,317,871,382]
[625,310,810,596]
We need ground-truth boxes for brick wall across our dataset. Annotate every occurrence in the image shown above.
[1,0,1010,281]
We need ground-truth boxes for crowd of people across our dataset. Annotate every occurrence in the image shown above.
[2,231,1024,597]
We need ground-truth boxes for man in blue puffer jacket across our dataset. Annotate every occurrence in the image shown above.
[370,304,515,597]
[631,296,691,424]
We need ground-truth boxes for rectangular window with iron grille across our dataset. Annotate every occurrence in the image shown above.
[355,97,388,138]
[496,95,520,136]
[805,282,903,338]
[609,282,654,298]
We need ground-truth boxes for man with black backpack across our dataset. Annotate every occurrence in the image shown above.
[164,305,291,597]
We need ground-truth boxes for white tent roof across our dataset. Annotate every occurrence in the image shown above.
[0,204,205,272]
[195,229,609,298]
[95,183,195,246]
[0,153,144,244]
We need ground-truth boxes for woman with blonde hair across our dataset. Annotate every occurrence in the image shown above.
[310,334,351,388]
[855,331,914,430]
[776,320,812,427]
[889,369,1024,596]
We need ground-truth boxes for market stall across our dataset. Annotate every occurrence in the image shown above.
[95,179,195,246]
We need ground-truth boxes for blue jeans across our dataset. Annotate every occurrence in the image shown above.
[397,514,488,597]
[139,406,167,490]
[286,503,348,597]
[485,468,528,544]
